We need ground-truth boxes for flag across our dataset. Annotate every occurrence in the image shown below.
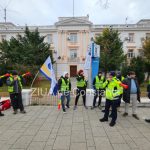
[40,56,58,95]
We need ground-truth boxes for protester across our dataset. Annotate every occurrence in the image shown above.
[145,80,150,123]
[6,70,26,114]
[122,71,140,120]
[74,70,88,110]
[91,71,105,110]
[115,72,125,111]
[100,71,121,127]
[58,72,71,113]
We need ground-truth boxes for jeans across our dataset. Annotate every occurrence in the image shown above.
[61,92,70,111]
[104,99,118,123]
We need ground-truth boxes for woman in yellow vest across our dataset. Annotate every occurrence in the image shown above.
[74,70,88,110]
[91,71,105,109]
[6,71,26,114]
[100,71,121,127]
[58,72,71,113]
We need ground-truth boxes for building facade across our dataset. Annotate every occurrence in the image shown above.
[0,16,150,78]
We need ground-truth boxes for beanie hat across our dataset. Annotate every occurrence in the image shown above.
[63,71,68,77]
[12,70,18,75]
[78,70,83,75]
[109,71,116,77]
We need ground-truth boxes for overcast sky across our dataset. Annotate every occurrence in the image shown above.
[0,0,150,26]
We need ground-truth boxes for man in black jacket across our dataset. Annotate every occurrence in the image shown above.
[91,71,105,109]
[122,71,140,120]
[58,72,71,113]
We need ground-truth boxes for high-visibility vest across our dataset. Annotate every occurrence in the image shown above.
[95,76,104,89]
[77,77,86,88]
[103,77,121,100]
[118,76,125,94]
[60,78,70,92]
[8,76,22,93]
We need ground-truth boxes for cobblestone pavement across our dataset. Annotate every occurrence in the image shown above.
[1,106,150,150]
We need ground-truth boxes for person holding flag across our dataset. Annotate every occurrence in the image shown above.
[6,70,26,114]
[58,72,71,113]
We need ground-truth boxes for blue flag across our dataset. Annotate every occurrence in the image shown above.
[40,56,58,95]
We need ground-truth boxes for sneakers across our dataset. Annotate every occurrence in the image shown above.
[84,106,88,109]
[145,119,150,123]
[109,121,116,127]
[20,110,26,114]
[0,112,4,116]
[91,106,96,110]
[63,110,67,114]
[122,112,128,117]
[13,110,18,114]
[99,118,108,122]
[132,114,139,120]
[98,105,102,110]
[66,104,70,109]
[73,105,77,110]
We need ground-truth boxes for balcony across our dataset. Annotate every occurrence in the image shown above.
[67,57,80,62]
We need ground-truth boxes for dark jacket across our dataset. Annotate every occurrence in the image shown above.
[147,83,150,99]
[122,77,141,103]
[58,76,71,92]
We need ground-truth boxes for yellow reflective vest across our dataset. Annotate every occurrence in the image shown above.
[7,76,22,93]
[60,78,70,92]
[103,77,121,100]
[95,76,105,89]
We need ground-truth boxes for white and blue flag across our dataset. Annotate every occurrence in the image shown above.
[40,56,57,95]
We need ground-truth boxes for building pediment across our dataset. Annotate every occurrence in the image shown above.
[55,17,93,27]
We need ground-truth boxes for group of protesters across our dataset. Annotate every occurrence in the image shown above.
[0,69,150,127]
[58,69,150,127]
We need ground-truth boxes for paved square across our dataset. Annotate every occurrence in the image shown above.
[1,106,150,150]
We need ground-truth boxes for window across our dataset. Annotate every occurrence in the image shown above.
[1,35,6,40]
[127,49,134,58]
[146,33,150,39]
[70,49,77,59]
[70,33,77,43]
[47,34,53,44]
[128,33,134,42]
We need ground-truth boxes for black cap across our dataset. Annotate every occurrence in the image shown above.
[109,71,116,77]
[98,71,102,74]
[12,70,18,75]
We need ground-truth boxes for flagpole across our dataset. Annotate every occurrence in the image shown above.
[30,71,39,89]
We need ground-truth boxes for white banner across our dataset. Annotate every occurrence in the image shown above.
[84,44,92,70]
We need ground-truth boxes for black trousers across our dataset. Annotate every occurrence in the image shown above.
[10,93,24,111]
[75,88,86,106]
[116,94,122,108]
[104,99,118,123]
[93,89,103,107]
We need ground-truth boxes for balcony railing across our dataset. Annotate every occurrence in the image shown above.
[68,57,80,62]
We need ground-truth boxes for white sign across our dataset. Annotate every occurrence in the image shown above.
[93,44,100,57]
[84,44,92,70]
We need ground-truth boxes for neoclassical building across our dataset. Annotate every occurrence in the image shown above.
[0,16,150,78]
